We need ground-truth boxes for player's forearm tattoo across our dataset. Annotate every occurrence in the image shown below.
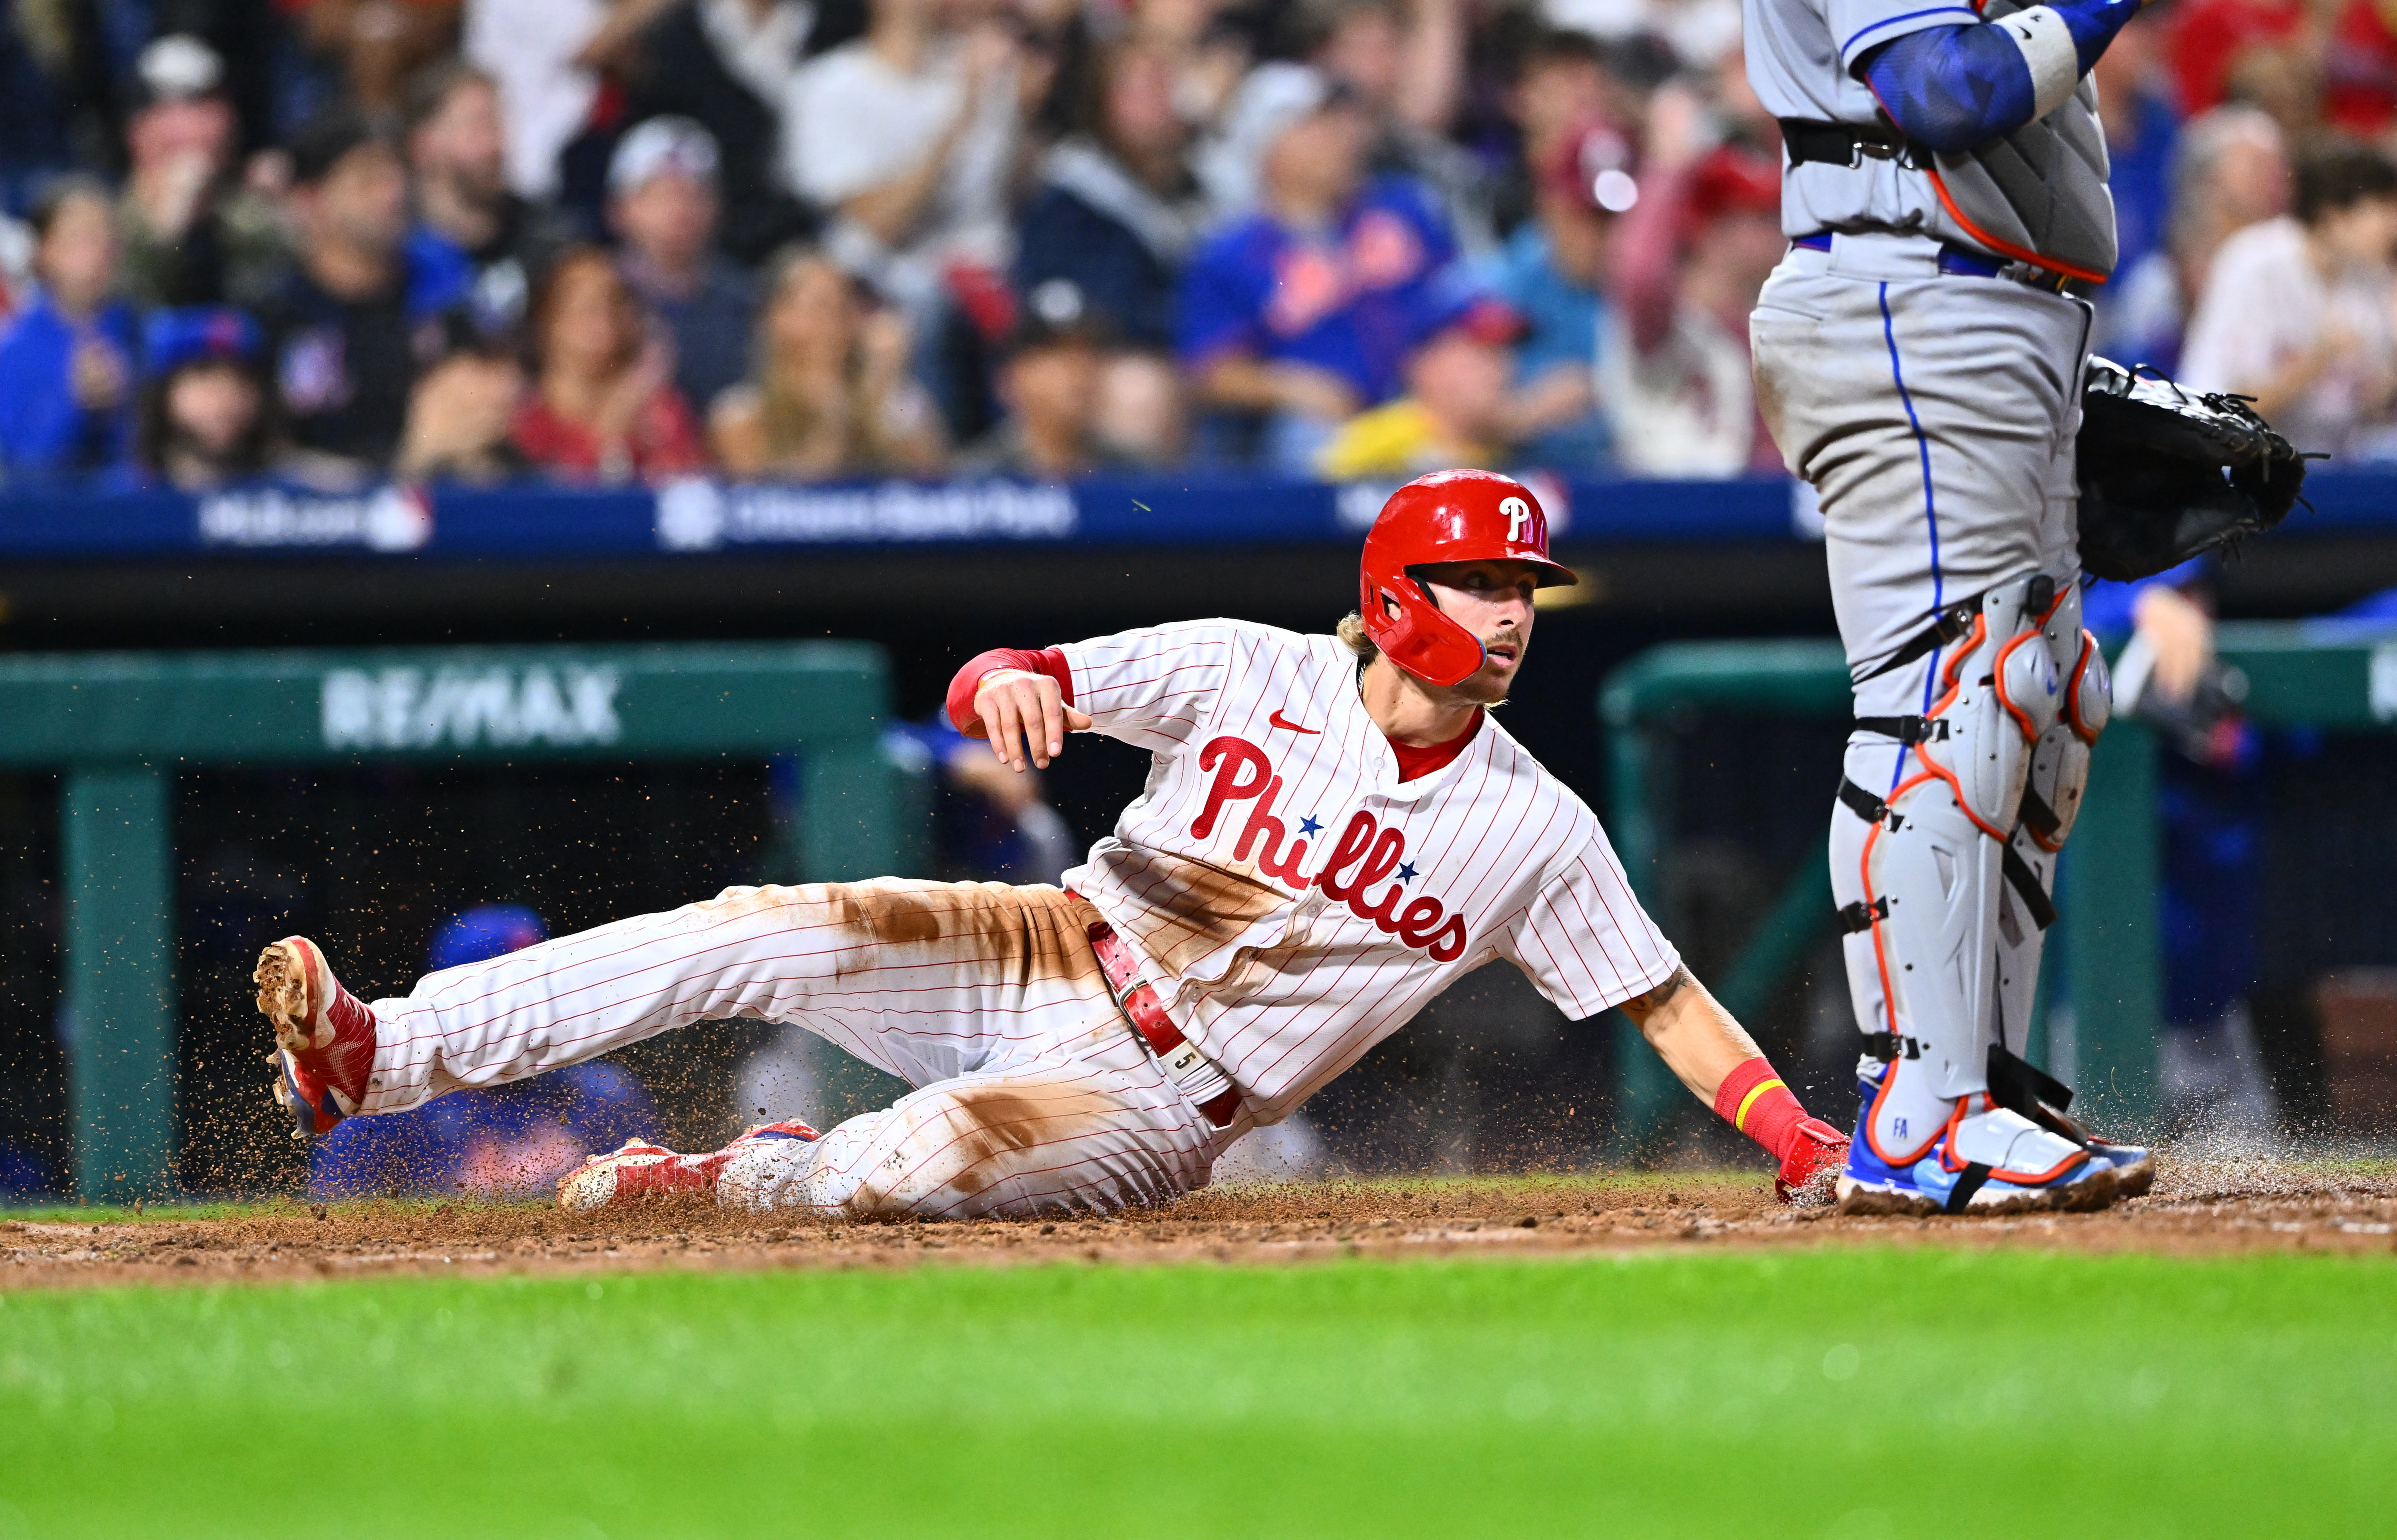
[1624,966,1690,1016]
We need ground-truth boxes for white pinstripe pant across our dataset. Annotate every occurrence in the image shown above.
[358,880,1223,1219]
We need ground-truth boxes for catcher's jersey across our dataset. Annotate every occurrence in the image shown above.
[1744,0,1969,239]
[1745,0,2116,272]
[1057,620,1679,1123]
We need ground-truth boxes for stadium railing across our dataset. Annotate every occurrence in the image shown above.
[1599,619,2397,1153]
[0,642,907,1200]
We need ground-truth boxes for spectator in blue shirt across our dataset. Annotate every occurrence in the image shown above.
[608,118,759,422]
[308,905,663,1199]
[1177,64,1461,472]
[0,178,138,481]
[1480,117,1638,472]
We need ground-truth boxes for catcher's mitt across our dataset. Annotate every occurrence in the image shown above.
[2076,356,2308,583]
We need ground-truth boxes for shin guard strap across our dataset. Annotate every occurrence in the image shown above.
[2001,843,2058,930]
[1943,1163,1996,1213]
[1856,715,1950,745]
[1837,776,1898,828]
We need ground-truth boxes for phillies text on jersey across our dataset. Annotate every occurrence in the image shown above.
[1057,620,1680,1124]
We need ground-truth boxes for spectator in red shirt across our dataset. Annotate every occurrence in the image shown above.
[511,246,708,483]
[1606,127,1786,477]
[2165,0,2304,115]
[2325,0,2397,138]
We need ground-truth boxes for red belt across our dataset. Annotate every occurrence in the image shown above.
[1083,915,1241,1129]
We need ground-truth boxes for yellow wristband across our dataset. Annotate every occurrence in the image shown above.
[1733,1078,1787,1134]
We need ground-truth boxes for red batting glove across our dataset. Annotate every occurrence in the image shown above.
[1713,1058,1847,1206]
[1774,1116,1848,1205]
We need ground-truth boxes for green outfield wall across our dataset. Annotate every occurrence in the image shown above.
[0,643,901,1199]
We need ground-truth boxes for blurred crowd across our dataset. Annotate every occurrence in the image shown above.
[5,0,2397,492]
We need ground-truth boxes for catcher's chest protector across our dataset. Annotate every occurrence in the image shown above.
[1922,0,2118,282]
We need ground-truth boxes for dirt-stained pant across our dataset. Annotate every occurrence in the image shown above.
[355,880,1225,1219]
[1750,232,2094,1151]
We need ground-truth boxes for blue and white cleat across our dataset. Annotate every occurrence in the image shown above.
[1833,1070,1938,1215]
[1906,1097,2120,1215]
[2084,1137,2154,1198]
[1836,1067,2123,1215]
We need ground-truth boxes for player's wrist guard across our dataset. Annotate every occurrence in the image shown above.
[1713,1058,1848,1204]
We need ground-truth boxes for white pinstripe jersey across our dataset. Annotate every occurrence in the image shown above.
[1056,619,1681,1124]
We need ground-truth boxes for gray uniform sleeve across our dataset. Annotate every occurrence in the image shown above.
[1830,0,1984,73]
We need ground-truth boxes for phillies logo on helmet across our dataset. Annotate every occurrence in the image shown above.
[1358,470,1576,689]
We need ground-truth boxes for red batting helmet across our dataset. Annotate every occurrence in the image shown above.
[1359,470,1576,687]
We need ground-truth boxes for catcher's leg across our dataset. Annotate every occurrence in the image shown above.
[1826,572,2112,1214]
[1760,262,2118,1214]
[257,879,1116,1134]
[1988,588,2154,1192]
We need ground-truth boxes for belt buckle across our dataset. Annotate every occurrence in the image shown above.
[1854,138,1922,171]
[1999,258,2069,292]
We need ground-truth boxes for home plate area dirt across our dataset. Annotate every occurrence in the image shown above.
[5,1158,2393,1290]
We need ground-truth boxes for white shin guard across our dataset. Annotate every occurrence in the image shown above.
[1833,572,2075,1164]
[1995,588,2107,1063]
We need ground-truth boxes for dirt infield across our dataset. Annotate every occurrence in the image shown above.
[5,1157,2392,1290]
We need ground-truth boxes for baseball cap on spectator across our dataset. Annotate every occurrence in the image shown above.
[608,118,721,196]
[129,33,225,111]
[1007,278,1114,356]
[1543,118,1642,214]
[143,306,261,379]
[288,112,391,186]
[1200,63,1363,211]
[429,904,550,971]
[1406,263,1524,350]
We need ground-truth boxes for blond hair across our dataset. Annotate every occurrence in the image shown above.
[1336,611,1377,663]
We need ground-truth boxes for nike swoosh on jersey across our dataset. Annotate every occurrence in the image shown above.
[1268,710,1320,734]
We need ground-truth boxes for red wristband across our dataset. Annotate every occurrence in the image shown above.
[946,647,1074,734]
[1712,1057,1809,1165]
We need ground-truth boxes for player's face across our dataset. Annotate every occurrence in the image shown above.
[1416,559,1539,702]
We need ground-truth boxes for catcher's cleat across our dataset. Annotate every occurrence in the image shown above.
[1982,1043,2153,1199]
[2086,1138,2154,1199]
[1832,1081,1935,1215]
[557,1121,820,1213]
[1835,1072,2120,1216]
[254,936,378,1139]
[1903,1097,2120,1215]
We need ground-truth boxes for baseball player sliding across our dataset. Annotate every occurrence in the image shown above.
[1747,0,2157,1209]
[254,472,1852,1220]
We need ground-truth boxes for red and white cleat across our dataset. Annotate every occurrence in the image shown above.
[557,1121,820,1213]
[254,936,377,1139]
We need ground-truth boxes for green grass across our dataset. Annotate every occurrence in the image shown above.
[2,1249,2392,1537]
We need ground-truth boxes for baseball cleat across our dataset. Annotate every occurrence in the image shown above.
[1905,1097,2120,1214]
[557,1121,820,1213]
[1833,1065,1941,1213]
[1836,1078,2120,1216]
[2085,1137,2154,1198]
[254,936,378,1139]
